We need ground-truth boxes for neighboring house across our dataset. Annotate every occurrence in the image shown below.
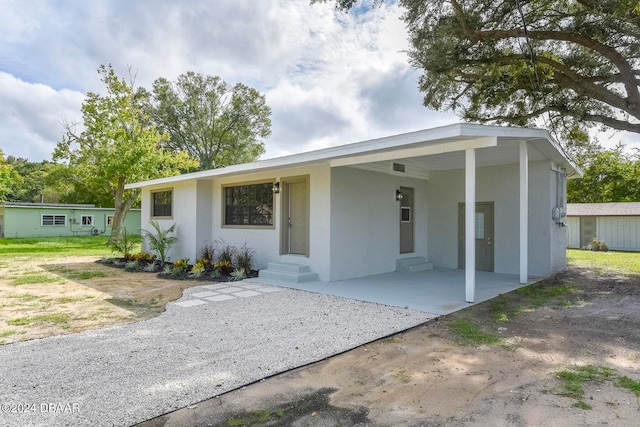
[126,124,580,302]
[566,202,640,251]
[0,202,141,238]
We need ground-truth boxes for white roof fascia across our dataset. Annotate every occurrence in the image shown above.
[330,136,497,167]
[125,123,577,189]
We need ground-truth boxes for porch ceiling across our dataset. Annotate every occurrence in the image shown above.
[406,139,550,171]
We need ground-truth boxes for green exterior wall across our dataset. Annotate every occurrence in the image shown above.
[0,206,141,238]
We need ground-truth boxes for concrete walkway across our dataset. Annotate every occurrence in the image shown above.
[0,282,434,427]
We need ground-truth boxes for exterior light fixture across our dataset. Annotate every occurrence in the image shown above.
[272,182,280,193]
[396,189,404,201]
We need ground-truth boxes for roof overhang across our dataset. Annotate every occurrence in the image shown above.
[125,123,582,189]
[329,136,497,168]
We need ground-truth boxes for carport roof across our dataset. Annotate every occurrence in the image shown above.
[126,123,581,189]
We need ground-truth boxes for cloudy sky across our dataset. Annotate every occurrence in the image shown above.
[0,0,458,162]
[0,0,635,162]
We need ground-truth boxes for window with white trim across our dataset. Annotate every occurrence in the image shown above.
[42,214,66,226]
[81,215,94,226]
[224,182,273,226]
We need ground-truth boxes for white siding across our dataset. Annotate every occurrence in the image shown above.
[597,216,640,251]
[566,217,580,248]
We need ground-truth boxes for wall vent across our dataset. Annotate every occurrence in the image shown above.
[392,162,406,173]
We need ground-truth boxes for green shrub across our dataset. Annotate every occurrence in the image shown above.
[172,258,189,272]
[132,252,156,263]
[190,259,207,278]
[235,244,255,273]
[214,260,233,275]
[230,268,246,281]
[108,228,136,260]
[198,243,216,270]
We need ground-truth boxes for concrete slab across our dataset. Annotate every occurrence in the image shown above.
[205,294,236,302]
[247,268,541,315]
[203,284,231,290]
[190,291,220,298]
[172,299,208,308]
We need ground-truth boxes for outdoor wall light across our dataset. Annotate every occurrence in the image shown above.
[396,189,404,201]
[272,182,280,193]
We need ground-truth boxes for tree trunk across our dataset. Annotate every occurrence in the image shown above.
[108,177,139,244]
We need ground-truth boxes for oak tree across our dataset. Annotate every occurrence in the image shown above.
[315,0,640,147]
[141,72,271,171]
[54,65,198,242]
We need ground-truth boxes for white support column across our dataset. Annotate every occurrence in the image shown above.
[519,141,528,284]
[465,148,476,302]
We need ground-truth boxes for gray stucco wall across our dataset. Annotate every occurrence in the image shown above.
[426,160,564,278]
[329,166,429,281]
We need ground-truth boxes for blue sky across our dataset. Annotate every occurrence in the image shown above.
[0,0,635,162]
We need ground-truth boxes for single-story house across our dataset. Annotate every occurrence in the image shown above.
[126,124,580,303]
[566,202,640,251]
[0,202,141,238]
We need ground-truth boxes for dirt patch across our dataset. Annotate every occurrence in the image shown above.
[0,256,200,344]
[138,267,640,426]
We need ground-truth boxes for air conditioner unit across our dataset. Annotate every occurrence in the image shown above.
[91,228,100,235]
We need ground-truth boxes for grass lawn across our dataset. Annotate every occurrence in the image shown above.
[0,235,176,345]
[567,248,640,275]
[0,235,140,258]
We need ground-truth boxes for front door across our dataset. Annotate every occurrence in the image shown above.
[282,177,309,255]
[458,202,494,272]
[399,187,414,253]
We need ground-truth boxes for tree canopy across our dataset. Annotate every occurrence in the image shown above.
[141,72,271,171]
[315,0,640,148]
[0,149,22,203]
[567,145,640,202]
[54,65,198,242]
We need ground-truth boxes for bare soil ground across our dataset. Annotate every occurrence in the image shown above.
[0,256,199,344]
[140,267,640,427]
[2,257,639,426]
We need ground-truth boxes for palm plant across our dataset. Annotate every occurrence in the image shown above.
[141,220,177,268]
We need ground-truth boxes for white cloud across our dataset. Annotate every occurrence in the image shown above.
[0,0,459,162]
[0,72,84,160]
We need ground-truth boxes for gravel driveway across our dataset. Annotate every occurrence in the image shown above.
[0,282,435,427]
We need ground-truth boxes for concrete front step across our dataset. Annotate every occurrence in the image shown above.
[258,262,318,283]
[396,257,433,273]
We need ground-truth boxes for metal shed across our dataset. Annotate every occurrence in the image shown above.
[566,202,640,251]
